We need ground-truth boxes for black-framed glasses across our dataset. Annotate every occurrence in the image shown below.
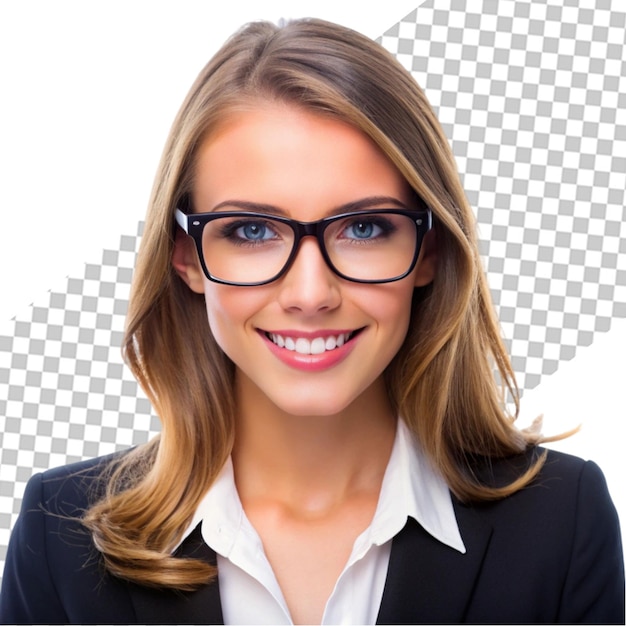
[175,207,432,286]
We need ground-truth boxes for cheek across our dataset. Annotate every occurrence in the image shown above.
[201,283,264,350]
[386,295,414,347]
[360,282,415,346]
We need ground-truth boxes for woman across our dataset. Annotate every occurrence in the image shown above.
[0,18,623,624]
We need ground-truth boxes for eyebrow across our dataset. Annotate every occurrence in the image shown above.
[209,196,409,216]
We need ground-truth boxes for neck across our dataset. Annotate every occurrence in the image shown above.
[231,372,396,516]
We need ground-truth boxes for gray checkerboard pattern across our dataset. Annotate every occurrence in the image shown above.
[379,0,626,391]
[0,223,162,572]
[1,0,625,583]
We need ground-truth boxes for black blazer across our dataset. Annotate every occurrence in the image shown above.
[0,448,623,624]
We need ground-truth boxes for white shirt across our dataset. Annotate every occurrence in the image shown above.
[176,419,466,624]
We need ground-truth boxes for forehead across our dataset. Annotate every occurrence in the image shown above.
[191,103,412,216]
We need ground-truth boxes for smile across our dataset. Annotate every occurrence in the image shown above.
[265,331,357,355]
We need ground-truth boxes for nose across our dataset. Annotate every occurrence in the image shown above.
[276,237,341,315]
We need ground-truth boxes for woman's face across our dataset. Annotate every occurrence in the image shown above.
[174,103,435,417]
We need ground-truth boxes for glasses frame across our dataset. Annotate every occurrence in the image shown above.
[175,207,433,286]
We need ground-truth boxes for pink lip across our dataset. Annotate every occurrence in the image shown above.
[258,328,362,372]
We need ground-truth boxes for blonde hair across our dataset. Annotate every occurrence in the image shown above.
[84,18,548,590]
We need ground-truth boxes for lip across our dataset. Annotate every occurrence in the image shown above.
[258,328,363,372]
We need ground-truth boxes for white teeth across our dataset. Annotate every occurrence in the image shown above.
[295,338,310,354]
[268,332,353,354]
[310,337,326,354]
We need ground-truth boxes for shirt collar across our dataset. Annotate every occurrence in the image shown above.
[175,418,466,556]
[370,418,466,553]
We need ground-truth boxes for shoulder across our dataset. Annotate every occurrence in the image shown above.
[464,446,618,524]
[0,450,138,623]
[535,447,616,510]
[456,447,624,623]
[465,444,607,495]
[457,446,623,579]
[40,448,128,482]
[14,448,132,553]
[382,446,623,623]
[528,445,604,485]
[9,450,132,581]
[24,449,130,516]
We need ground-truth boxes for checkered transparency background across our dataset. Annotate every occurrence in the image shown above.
[1,0,625,581]
[379,0,626,391]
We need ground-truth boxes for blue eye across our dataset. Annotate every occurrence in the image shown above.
[236,221,273,241]
[347,221,378,239]
[216,219,281,245]
[342,218,391,240]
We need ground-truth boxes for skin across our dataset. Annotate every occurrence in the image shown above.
[173,102,436,624]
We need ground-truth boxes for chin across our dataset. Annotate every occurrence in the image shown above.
[268,384,372,419]
[274,398,352,418]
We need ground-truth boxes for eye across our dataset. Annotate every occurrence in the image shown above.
[346,220,378,239]
[236,221,275,241]
[340,216,394,241]
[218,218,281,244]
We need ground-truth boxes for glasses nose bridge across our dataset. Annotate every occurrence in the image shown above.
[286,218,332,271]
[296,218,323,237]
[292,218,327,252]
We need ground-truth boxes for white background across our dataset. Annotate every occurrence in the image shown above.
[0,0,419,322]
[0,1,624,527]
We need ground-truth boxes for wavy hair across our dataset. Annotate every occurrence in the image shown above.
[83,18,550,590]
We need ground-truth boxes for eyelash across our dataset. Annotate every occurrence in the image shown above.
[340,217,396,239]
[218,219,282,246]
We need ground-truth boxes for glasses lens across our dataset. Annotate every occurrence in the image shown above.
[201,215,294,284]
[324,212,418,281]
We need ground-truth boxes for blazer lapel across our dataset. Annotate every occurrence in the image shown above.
[376,502,493,624]
[128,524,224,624]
